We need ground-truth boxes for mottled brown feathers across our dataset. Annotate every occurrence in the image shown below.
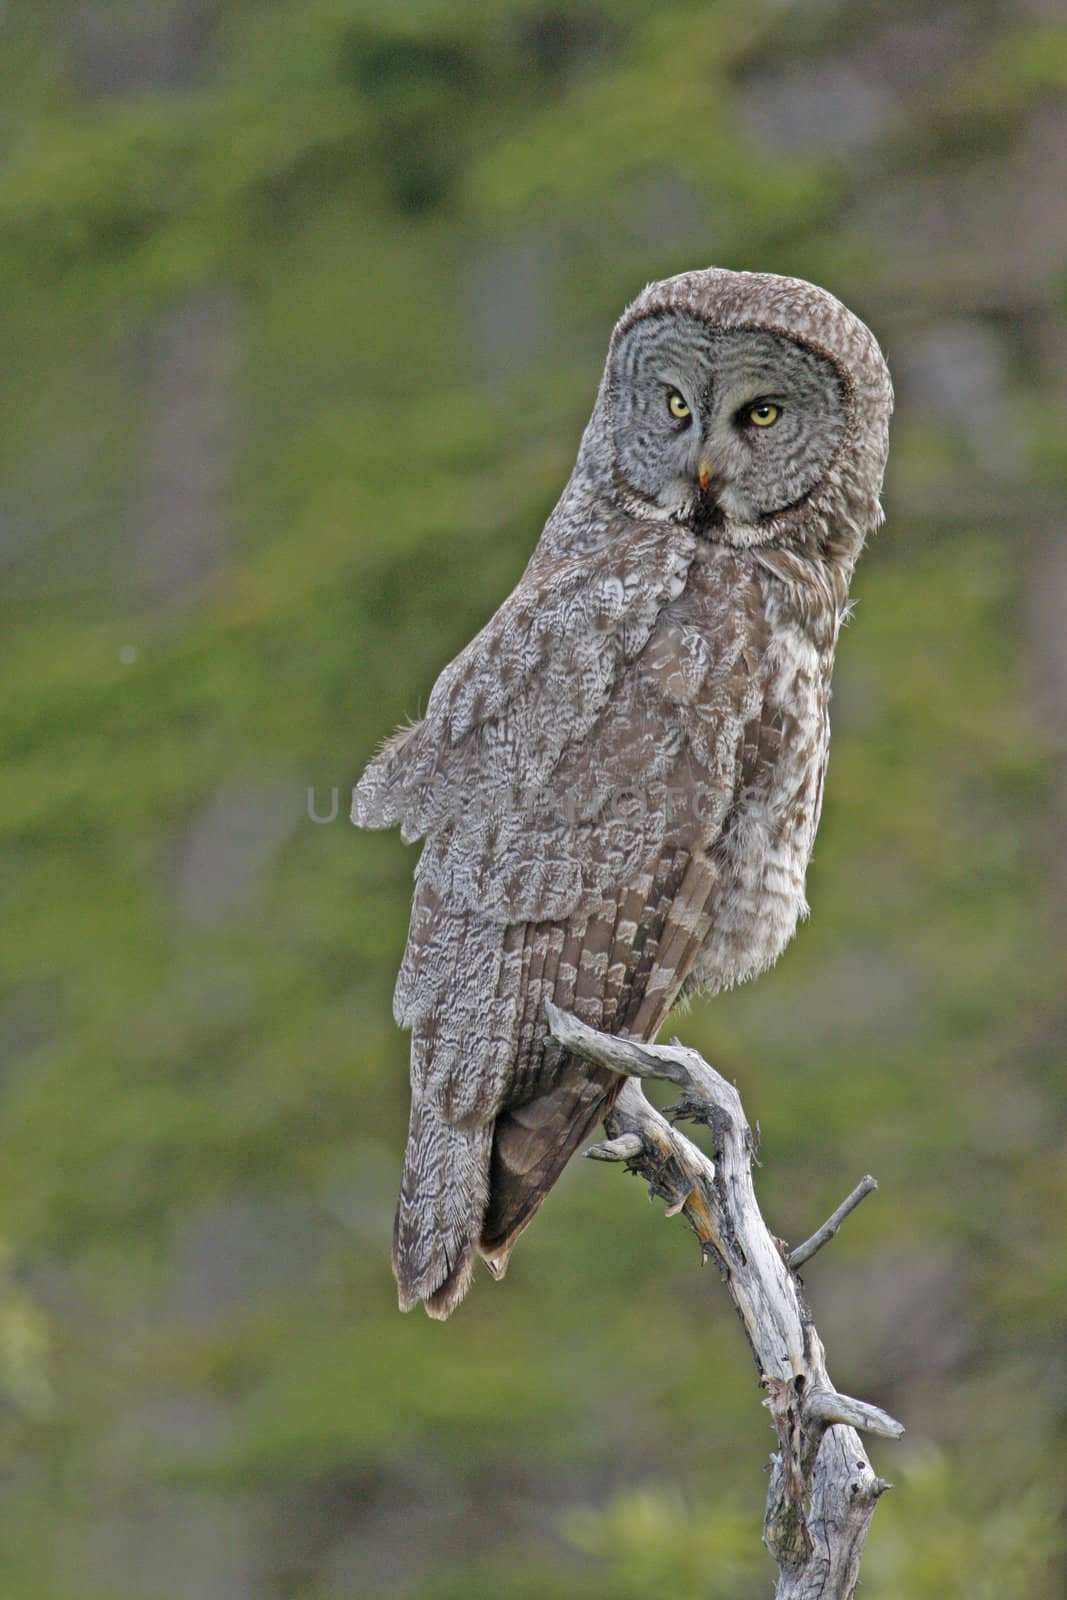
[355,267,891,1318]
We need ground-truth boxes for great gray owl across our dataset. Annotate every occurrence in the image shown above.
[355,268,892,1318]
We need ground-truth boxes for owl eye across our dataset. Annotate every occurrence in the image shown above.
[667,390,691,422]
[747,402,781,428]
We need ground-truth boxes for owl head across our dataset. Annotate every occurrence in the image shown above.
[598,269,892,559]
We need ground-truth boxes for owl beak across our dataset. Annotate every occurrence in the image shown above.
[691,459,724,536]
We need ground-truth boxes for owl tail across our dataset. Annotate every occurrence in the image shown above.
[477,1057,624,1279]
[393,1094,492,1320]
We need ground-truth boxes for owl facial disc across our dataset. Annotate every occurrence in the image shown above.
[609,314,849,540]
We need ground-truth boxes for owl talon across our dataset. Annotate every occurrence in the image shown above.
[585,1132,645,1162]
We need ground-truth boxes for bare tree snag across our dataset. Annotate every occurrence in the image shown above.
[545,1002,903,1600]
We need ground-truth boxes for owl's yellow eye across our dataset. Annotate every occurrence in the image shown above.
[748,402,781,427]
[667,391,691,421]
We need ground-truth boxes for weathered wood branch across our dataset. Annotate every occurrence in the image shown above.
[545,1002,903,1599]
[788,1175,878,1270]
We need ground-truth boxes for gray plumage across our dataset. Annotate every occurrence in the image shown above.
[354,267,893,1318]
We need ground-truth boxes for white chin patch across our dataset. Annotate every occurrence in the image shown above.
[720,519,769,549]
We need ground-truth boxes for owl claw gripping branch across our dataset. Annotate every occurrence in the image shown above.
[354,267,892,1319]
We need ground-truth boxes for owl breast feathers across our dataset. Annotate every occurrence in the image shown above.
[354,267,892,1318]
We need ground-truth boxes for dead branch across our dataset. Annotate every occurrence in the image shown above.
[788,1175,878,1270]
[545,1002,902,1599]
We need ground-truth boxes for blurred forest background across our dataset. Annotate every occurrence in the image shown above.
[1,1,1065,1596]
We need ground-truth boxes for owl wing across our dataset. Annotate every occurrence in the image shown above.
[478,563,771,1266]
[355,523,704,1101]
[355,532,767,1314]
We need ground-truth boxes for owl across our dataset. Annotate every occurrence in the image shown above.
[355,268,892,1318]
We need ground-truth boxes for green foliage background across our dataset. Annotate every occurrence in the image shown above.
[1,2,1065,1595]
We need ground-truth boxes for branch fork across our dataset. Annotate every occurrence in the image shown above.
[545,1001,902,1599]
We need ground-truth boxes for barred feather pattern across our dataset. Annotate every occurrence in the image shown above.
[354,268,892,1317]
